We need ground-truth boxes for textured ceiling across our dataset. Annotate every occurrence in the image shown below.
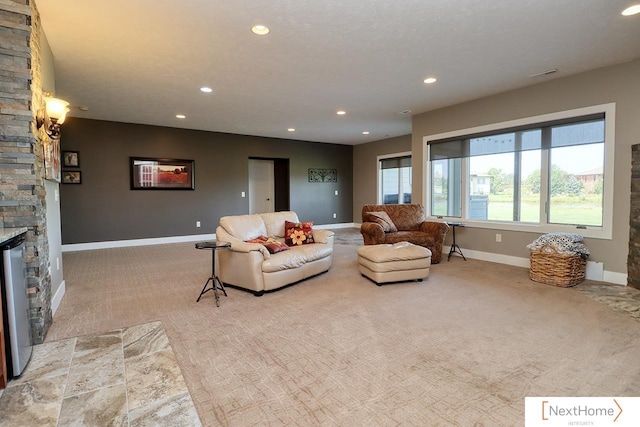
[36,0,640,145]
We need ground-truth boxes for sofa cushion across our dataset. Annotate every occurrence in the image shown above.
[261,211,300,238]
[384,231,436,247]
[364,211,398,233]
[285,220,315,246]
[262,244,333,273]
[357,241,432,263]
[219,214,267,241]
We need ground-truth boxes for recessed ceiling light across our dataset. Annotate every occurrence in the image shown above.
[200,87,213,93]
[176,114,186,119]
[288,128,295,132]
[423,77,437,84]
[336,110,346,115]
[251,25,270,35]
[398,109,412,115]
[362,131,370,135]
[622,4,640,15]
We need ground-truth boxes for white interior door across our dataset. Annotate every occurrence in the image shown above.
[249,159,275,214]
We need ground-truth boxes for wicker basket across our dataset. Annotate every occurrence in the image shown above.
[529,245,586,287]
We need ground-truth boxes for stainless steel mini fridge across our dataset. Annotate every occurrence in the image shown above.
[1,233,32,378]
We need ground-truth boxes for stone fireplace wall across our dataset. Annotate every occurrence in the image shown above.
[0,0,52,343]
[629,144,640,289]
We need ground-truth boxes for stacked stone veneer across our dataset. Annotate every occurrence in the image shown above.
[629,145,640,290]
[1,0,52,343]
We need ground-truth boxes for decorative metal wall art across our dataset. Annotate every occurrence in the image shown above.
[308,168,337,182]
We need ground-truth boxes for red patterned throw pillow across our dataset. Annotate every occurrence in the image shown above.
[284,220,315,246]
[245,236,289,254]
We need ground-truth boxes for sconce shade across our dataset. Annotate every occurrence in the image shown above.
[38,96,70,138]
[44,97,70,122]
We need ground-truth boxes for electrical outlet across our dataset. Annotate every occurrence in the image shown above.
[496,233,502,243]
[241,191,245,197]
[196,221,201,228]
[335,190,339,196]
[333,213,337,219]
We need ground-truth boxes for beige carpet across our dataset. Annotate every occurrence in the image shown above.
[47,230,640,426]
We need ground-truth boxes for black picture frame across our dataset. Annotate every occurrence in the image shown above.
[62,151,80,168]
[62,170,81,184]
[130,157,195,190]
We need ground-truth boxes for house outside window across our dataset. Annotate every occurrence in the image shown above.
[424,104,615,239]
[378,153,412,204]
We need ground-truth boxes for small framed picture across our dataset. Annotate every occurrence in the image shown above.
[63,151,80,168]
[62,170,82,184]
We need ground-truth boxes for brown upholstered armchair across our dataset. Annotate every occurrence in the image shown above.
[360,204,450,263]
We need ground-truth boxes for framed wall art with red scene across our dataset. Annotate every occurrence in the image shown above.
[130,157,194,190]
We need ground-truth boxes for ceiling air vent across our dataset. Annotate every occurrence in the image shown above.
[528,69,558,78]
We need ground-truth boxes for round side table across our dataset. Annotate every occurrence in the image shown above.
[195,240,231,307]
[445,222,466,261]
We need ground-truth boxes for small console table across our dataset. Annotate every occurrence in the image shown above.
[195,240,231,307]
[445,222,466,261]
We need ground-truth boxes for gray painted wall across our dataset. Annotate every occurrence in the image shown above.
[60,118,353,244]
[410,59,640,275]
[352,134,412,222]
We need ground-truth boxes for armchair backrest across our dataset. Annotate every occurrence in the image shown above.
[260,211,299,238]
[218,211,301,241]
[219,214,267,241]
[362,204,426,231]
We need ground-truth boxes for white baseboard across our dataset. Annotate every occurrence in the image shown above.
[603,270,627,285]
[62,233,216,252]
[443,246,627,286]
[61,223,359,252]
[315,222,358,229]
[52,280,65,316]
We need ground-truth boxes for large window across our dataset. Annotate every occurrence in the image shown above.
[378,153,412,204]
[424,104,614,239]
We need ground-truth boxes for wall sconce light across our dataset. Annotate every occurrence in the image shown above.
[37,95,70,139]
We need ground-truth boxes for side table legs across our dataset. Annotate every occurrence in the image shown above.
[447,224,467,261]
[196,246,228,307]
[196,275,227,307]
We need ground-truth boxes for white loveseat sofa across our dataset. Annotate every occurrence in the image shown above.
[215,211,335,296]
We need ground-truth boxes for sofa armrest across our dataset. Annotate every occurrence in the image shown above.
[312,229,335,244]
[215,226,270,258]
[360,222,385,245]
[418,221,450,263]
[419,221,450,238]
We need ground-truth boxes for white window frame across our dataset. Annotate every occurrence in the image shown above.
[422,103,615,239]
[377,151,412,204]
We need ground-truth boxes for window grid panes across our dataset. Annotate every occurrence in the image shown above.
[380,156,412,204]
[428,116,605,228]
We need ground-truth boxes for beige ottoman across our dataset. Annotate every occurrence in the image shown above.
[357,242,432,285]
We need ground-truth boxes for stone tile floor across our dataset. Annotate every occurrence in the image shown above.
[578,281,640,320]
[0,321,201,427]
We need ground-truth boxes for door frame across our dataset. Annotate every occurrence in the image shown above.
[248,157,290,212]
